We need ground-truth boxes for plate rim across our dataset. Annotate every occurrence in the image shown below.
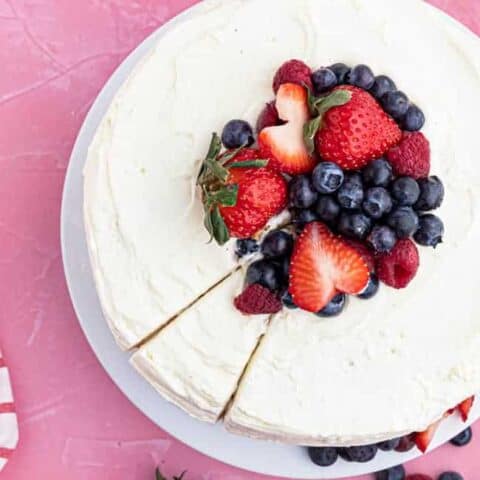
[60,1,479,478]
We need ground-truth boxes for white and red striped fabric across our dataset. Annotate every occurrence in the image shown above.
[0,351,18,472]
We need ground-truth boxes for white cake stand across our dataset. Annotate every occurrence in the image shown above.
[61,1,479,478]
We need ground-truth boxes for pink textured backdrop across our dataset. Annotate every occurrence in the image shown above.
[0,0,479,478]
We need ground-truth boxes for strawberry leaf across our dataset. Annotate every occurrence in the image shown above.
[204,205,230,245]
[197,133,228,185]
[303,90,352,154]
[228,159,269,168]
[204,185,238,208]
[155,468,167,480]
[303,116,323,155]
[312,89,352,117]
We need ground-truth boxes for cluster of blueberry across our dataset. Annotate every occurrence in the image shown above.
[307,426,472,472]
[312,63,425,132]
[236,230,297,308]
[289,159,444,252]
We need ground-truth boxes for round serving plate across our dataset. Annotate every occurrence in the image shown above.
[61,1,479,478]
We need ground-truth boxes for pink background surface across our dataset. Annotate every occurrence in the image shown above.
[0,0,479,478]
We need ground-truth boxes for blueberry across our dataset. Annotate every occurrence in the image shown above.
[415,176,445,211]
[438,472,464,480]
[369,75,397,100]
[312,162,344,194]
[377,437,402,451]
[413,214,444,247]
[235,238,259,258]
[316,293,347,317]
[338,212,372,240]
[387,206,419,239]
[358,274,380,299]
[312,67,338,94]
[375,465,406,480]
[394,435,416,452]
[391,177,420,206]
[363,158,393,187]
[261,230,293,258]
[246,260,281,292]
[289,175,318,209]
[342,444,378,463]
[275,256,291,285]
[381,91,410,120]
[307,447,338,467]
[329,63,351,84]
[402,105,425,131]
[315,195,341,223]
[348,64,375,90]
[367,225,397,253]
[280,289,297,309]
[363,187,393,219]
[337,448,352,462]
[221,120,254,148]
[337,173,364,210]
[292,209,318,227]
[450,427,472,447]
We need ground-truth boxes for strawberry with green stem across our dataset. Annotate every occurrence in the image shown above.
[198,134,287,244]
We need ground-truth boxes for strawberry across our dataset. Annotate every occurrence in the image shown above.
[198,137,287,244]
[273,59,312,94]
[315,85,402,170]
[234,284,283,315]
[289,222,370,312]
[457,396,474,422]
[256,101,281,133]
[414,419,441,453]
[259,83,317,175]
[345,239,375,272]
[387,131,430,179]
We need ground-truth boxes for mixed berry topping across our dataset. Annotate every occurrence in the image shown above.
[197,59,446,319]
[304,395,474,472]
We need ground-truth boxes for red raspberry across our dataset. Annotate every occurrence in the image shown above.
[345,239,375,272]
[376,239,419,289]
[406,476,433,480]
[256,101,280,133]
[273,59,312,94]
[234,284,282,315]
[386,132,430,179]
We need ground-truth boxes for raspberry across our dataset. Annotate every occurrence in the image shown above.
[273,59,312,94]
[345,239,375,272]
[256,101,280,133]
[376,239,419,289]
[386,132,430,179]
[406,476,433,480]
[234,284,282,315]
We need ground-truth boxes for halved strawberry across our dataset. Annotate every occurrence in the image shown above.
[414,419,441,453]
[289,222,370,312]
[458,396,474,422]
[259,83,316,175]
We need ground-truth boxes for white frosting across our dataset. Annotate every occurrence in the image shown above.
[85,0,480,444]
[130,270,269,422]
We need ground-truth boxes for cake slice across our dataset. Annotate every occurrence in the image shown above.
[130,270,270,422]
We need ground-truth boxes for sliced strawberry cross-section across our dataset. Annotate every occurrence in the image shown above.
[259,83,316,175]
[414,419,441,453]
[289,222,370,312]
[458,396,474,422]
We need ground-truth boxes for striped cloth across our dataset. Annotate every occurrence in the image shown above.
[0,351,18,472]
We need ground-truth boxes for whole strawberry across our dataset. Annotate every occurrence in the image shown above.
[315,85,402,170]
[197,136,287,244]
